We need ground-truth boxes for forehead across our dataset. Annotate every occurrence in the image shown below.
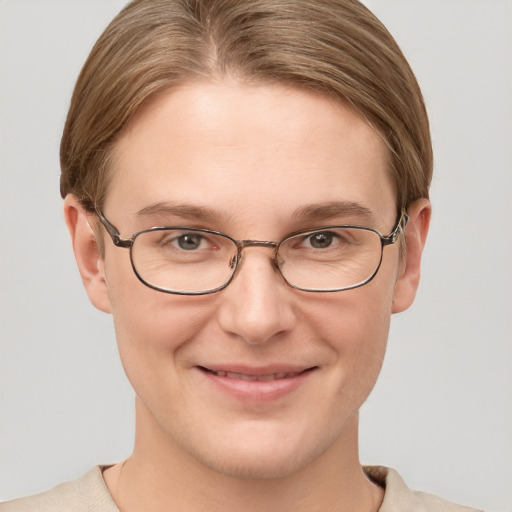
[107,81,395,232]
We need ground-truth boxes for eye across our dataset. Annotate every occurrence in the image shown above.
[148,230,215,252]
[290,228,355,252]
[174,233,204,250]
[164,232,217,252]
[307,231,335,249]
[139,229,230,266]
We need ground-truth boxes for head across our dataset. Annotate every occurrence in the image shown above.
[60,0,432,212]
[62,0,432,481]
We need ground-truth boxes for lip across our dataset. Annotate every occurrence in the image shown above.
[196,364,317,402]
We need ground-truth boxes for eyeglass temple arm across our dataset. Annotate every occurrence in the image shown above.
[381,209,409,246]
[95,208,133,248]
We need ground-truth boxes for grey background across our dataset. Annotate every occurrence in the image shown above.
[0,1,510,510]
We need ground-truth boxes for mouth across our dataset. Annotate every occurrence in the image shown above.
[200,368,309,381]
[196,365,317,402]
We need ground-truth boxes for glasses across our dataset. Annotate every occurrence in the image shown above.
[96,209,408,295]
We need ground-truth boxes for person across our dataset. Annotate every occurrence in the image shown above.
[0,0,485,510]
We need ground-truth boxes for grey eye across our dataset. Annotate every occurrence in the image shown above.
[177,234,203,250]
[308,232,334,249]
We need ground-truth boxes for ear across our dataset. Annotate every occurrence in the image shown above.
[63,194,112,313]
[392,198,431,313]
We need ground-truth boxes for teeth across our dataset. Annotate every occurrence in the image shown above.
[209,369,298,381]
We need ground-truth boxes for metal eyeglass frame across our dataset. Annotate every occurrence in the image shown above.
[95,208,409,295]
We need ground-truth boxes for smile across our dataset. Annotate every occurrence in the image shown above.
[197,366,317,402]
[203,369,303,381]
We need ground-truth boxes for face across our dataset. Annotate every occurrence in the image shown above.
[69,81,426,479]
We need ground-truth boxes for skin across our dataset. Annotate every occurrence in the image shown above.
[65,81,430,512]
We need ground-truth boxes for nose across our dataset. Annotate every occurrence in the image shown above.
[217,249,296,345]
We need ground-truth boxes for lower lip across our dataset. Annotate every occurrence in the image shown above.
[197,368,316,402]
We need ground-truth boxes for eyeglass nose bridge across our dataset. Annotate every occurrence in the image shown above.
[230,239,281,276]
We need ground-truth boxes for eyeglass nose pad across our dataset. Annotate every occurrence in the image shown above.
[229,254,238,270]
[274,258,284,272]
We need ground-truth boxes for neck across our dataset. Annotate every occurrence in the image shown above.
[105,402,383,512]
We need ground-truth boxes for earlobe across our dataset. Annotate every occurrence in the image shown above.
[392,198,431,314]
[63,194,112,313]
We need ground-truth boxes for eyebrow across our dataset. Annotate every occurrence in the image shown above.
[136,202,223,223]
[291,201,377,224]
[136,200,377,227]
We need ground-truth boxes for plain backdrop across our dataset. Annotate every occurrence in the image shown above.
[0,1,510,510]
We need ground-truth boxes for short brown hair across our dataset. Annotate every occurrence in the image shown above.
[60,0,432,211]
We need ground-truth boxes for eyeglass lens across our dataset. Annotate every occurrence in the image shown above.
[130,226,384,294]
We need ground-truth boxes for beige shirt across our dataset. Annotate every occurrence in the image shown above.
[0,465,483,512]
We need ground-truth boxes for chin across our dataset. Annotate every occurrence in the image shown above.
[180,421,336,481]
[194,445,314,481]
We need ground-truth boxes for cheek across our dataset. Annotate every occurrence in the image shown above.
[343,298,391,389]
[103,255,210,390]
[108,295,212,431]
[344,271,397,392]
[307,272,396,396]
[110,291,212,367]
[103,249,205,346]
[310,271,395,350]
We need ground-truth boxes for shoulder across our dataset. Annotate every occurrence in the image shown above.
[364,466,485,512]
[0,466,118,512]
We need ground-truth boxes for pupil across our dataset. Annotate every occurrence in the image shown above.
[178,234,201,250]
[310,232,332,249]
